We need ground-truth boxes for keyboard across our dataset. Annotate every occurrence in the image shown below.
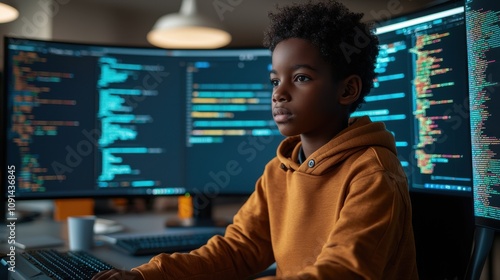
[107,228,225,256]
[11,249,114,280]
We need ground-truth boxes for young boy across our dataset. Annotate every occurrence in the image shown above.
[93,0,418,279]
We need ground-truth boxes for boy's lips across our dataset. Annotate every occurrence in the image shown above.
[273,107,292,123]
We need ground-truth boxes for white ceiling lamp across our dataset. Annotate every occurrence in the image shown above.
[147,0,232,49]
[0,1,18,23]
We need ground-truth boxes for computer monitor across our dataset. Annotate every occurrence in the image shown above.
[1,37,279,223]
[464,0,500,278]
[182,50,281,196]
[3,39,186,198]
[466,0,500,232]
[367,2,475,278]
[363,0,472,197]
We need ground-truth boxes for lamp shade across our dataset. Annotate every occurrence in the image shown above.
[0,1,18,23]
[147,0,231,49]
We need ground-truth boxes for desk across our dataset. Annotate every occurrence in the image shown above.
[1,202,242,271]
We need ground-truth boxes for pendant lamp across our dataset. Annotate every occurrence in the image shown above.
[147,0,232,49]
[0,1,18,23]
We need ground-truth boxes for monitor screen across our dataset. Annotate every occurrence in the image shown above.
[466,0,500,230]
[2,37,277,200]
[182,50,282,196]
[360,1,472,196]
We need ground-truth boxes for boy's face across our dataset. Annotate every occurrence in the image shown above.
[270,38,349,138]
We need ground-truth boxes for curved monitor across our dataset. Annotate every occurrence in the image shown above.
[1,37,280,200]
[362,0,472,197]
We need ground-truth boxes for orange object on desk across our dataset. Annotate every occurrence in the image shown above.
[53,199,94,221]
[178,194,193,219]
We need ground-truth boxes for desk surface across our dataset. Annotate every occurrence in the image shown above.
[1,203,242,271]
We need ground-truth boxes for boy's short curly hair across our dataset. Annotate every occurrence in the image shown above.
[263,0,379,112]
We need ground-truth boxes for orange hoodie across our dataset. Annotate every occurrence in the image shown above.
[133,116,419,279]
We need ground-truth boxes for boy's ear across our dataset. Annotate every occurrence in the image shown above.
[339,75,362,105]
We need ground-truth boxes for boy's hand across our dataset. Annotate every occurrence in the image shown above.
[92,269,143,280]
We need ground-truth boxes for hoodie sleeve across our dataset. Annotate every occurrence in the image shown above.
[132,177,276,280]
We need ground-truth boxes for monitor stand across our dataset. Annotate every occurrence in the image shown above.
[165,195,231,228]
[465,226,496,280]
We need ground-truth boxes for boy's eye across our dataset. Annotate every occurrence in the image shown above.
[295,75,310,82]
[270,79,280,87]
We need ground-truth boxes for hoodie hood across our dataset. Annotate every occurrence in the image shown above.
[276,116,397,175]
